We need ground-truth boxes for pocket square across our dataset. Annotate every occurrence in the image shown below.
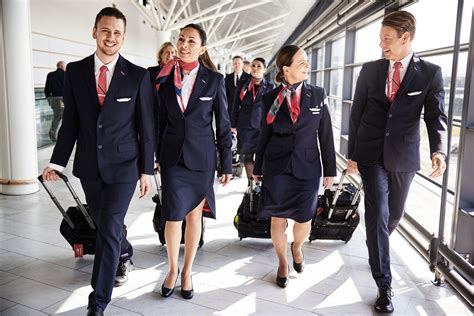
[407,91,422,96]
[116,97,131,102]
[199,97,212,101]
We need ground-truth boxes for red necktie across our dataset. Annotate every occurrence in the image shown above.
[97,65,107,106]
[387,61,401,103]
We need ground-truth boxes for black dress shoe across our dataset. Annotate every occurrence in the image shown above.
[181,275,194,299]
[374,287,394,313]
[161,270,179,298]
[114,259,133,287]
[290,242,305,273]
[86,305,104,316]
[276,265,289,288]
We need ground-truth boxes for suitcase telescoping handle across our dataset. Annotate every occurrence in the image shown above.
[153,168,162,201]
[37,171,96,230]
[327,169,363,220]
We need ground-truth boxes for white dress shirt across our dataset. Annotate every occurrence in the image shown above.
[177,64,199,111]
[385,51,413,96]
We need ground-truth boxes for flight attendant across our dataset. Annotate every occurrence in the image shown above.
[231,57,274,185]
[155,23,232,300]
[253,45,336,288]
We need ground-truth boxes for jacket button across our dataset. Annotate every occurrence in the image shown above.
[98,145,103,149]
[385,132,390,136]
[388,114,393,118]
[98,124,103,129]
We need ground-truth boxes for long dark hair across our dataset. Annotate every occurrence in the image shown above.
[181,23,217,72]
[274,45,300,84]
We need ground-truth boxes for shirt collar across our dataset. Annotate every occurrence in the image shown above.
[389,51,413,70]
[185,64,199,77]
[94,53,120,75]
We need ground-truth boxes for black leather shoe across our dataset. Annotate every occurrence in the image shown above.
[86,305,104,316]
[161,270,179,298]
[114,259,133,287]
[181,275,194,299]
[276,265,289,288]
[374,287,394,313]
[290,242,305,273]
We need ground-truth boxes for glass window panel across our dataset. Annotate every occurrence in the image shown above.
[317,47,324,70]
[461,0,474,44]
[329,69,343,97]
[405,0,465,52]
[330,38,345,68]
[316,72,323,87]
[328,98,342,150]
[354,19,382,63]
[352,66,362,99]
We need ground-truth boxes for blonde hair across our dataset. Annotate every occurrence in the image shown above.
[157,42,177,64]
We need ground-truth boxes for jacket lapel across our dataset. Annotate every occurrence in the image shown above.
[394,54,419,103]
[300,82,312,113]
[83,55,100,108]
[185,65,209,113]
[378,59,390,100]
[103,55,128,107]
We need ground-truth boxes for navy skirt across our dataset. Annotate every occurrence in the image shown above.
[161,160,216,221]
[258,167,320,223]
[237,127,260,155]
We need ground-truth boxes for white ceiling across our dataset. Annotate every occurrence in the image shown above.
[131,0,317,65]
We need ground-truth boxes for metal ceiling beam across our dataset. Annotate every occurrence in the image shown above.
[238,36,277,52]
[162,0,178,30]
[209,13,288,48]
[168,0,233,31]
[224,14,240,39]
[129,0,157,29]
[209,23,284,49]
[168,0,191,28]
[148,0,162,30]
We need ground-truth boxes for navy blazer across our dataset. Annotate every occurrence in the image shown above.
[156,64,232,173]
[51,54,155,183]
[225,71,251,116]
[147,64,163,154]
[230,78,274,129]
[254,82,337,180]
[348,55,447,172]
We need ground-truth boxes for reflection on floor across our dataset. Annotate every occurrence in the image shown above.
[0,147,471,315]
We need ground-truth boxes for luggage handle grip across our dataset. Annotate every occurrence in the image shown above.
[327,169,363,220]
[38,171,96,230]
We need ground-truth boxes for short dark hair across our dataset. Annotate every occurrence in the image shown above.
[275,45,300,83]
[232,56,243,61]
[243,60,251,65]
[252,57,266,68]
[94,7,127,30]
[382,10,416,40]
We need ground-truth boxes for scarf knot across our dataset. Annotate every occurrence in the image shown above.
[266,81,301,124]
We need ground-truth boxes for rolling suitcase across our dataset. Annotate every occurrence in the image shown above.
[309,170,363,243]
[216,131,243,178]
[233,180,271,239]
[38,172,97,257]
[152,171,205,247]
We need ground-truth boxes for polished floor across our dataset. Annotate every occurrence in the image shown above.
[0,147,471,315]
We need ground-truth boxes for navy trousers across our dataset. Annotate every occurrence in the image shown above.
[81,178,136,310]
[358,163,415,288]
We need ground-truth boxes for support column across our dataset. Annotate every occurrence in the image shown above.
[0,0,38,195]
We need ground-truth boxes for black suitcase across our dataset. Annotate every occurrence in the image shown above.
[152,172,204,248]
[38,172,97,256]
[309,170,363,243]
[234,180,271,239]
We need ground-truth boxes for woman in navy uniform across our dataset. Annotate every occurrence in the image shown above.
[155,24,232,299]
[231,57,274,185]
[253,45,336,288]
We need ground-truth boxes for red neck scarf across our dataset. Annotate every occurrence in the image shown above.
[266,81,301,124]
[155,58,199,96]
[240,78,262,102]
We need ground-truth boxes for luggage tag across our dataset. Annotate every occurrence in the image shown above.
[74,244,84,257]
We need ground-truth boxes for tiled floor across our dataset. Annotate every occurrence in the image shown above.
[0,146,471,315]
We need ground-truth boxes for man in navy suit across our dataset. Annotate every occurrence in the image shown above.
[225,56,251,117]
[44,60,66,141]
[347,11,447,313]
[41,7,154,316]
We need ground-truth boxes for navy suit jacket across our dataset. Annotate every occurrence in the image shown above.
[44,68,65,97]
[156,64,232,173]
[348,55,447,172]
[147,64,163,154]
[254,82,337,180]
[51,54,155,183]
[230,78,274,129]
[225,71,251,116]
